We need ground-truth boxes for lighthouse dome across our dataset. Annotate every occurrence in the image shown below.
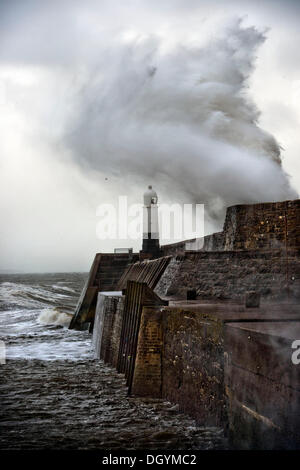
[143,185,158,205]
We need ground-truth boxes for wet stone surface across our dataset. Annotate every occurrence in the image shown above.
[0,359,226,450]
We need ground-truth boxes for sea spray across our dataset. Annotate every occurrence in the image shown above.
[38,308,73,328]
[66,18,297,225]
[0,273,90,361]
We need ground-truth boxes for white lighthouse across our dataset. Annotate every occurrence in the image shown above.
[141,185,160,258]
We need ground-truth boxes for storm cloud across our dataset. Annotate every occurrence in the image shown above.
[0,0,299,271]
[64,19,296,220]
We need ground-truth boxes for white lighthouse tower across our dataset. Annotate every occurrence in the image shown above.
[141,185,160,259]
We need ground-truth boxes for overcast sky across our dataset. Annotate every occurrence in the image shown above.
[0,0,299,272]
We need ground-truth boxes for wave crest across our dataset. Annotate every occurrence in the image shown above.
[38,309,72,327]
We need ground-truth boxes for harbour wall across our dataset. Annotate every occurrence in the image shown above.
[155,249,300,300]
[74,198,300,448]
[93,292,300,449]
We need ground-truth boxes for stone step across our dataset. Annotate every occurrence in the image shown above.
[97,267,127,276]
[98,263,131,272]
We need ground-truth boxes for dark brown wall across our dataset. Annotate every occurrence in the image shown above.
[131,307,163,398]
[130,304,228,426]
[223,200,300,251]
[202,231,225,251]
[160,200,300,256]
[92,293,124,368]
[161,239,195,256]
[155,250,300,300]
[69,252,137,330]
[154,257,182,297]
[132,304,300,446]
[160,232,225,256]
[94,253,139,291]
[225,322,300,449]
[92,288,300,448]
[161,307,227,427]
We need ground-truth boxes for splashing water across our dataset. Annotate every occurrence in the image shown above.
[66,19,297,222]
[0,273,90,361]
[0,272,227,450]
[38,308,72,327]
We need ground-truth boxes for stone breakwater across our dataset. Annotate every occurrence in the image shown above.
[0,359,226,450]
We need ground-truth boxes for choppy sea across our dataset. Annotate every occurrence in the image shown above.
[0,272,89,361]
[0,273,226,450]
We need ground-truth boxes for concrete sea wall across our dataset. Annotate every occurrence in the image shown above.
[225,321,300,449]
[223,200,300,251]
[93,292,124,368]
[160,199,300,255]
[155,250,300,300]
[92,292,300,449]
[86,199,300,449]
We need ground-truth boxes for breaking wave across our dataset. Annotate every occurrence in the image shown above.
[0,272,89,360]
[38,308,73,327]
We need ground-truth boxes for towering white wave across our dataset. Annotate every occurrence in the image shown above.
[38,308,72,328]
[66,19,297,222]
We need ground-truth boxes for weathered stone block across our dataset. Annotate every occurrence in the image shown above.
[245,291,260,308]
[131,307,163,397]
[92,292,124,368]
[225,322,300,449]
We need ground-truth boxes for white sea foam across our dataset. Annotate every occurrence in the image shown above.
[0,282,55,308]
[0,273,90,361]
[51,284,76,293]
[6,337,92,361]
[38,308,72,327]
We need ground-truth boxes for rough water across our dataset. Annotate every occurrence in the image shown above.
[0,273,226,450]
